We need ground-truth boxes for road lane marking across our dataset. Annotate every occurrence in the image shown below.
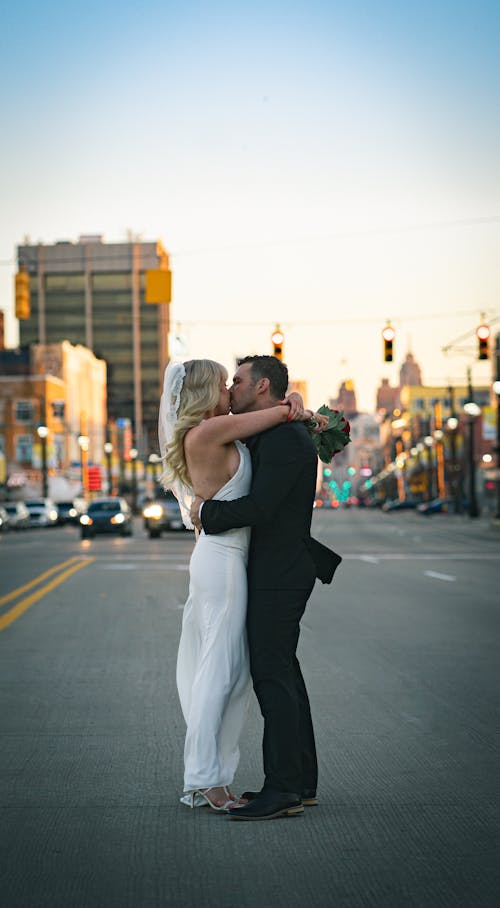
[359,555,380,564]
[0,557,80,607]
[0,558,95,633]
[98,563,189,571]
[424,571,456,582]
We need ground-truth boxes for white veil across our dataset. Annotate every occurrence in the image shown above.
[158,360,195,529]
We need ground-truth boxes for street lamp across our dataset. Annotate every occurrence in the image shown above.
[78,435,89,496]
[148,453,161,490]
[104,441,113,495]
[463,402,481,518]
[37,425,49,498]
[446,417,461,514]
[424,436,434,500]
[130,447,138,513]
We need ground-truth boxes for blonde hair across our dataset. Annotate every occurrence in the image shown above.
[160,359,227,489]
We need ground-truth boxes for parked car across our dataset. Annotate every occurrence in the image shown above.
[80,497,133,539]
[0,505,11,532]
[24,498,59,527]
[1,501,30,530]
[143,489,185,537]
[56,499,86,525]
[381,499,420,512]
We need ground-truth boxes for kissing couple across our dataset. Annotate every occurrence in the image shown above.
[159,355,341,820]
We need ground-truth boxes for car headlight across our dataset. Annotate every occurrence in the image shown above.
[80,515,93,525]
[111,513,125,524]
[143,504,163,519]
[69,508,77,517]
[49,510,58,520]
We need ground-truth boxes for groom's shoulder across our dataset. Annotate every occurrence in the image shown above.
[259,420,314,453]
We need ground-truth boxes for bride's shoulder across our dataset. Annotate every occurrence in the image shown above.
[184,419,219,450]
[184,422,203,445]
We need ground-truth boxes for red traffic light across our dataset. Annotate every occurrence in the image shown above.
[382,324,395,362]
[476,324,490,360]
[271,325,284,361]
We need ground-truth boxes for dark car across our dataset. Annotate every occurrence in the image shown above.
[56,499,86,525]
[24,498,59,527]
[2,501,30,530]
[80,497,133,539]
[142,489,185,537]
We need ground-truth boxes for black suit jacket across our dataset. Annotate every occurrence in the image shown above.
[200,422,341,591]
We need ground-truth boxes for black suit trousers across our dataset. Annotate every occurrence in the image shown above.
[246,582,317,795]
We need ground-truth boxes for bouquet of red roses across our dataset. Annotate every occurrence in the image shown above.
[307,406,351,463]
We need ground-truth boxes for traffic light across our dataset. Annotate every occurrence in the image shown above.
[271,325,284,361]
[476,324,490,360]
[382,324,395,362]
[15,266,30,320]
[145,268,172,303]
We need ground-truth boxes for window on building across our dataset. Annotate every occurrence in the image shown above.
[92,273,132,291]
[15,400,34,423]
[0,399,5,426]
[51,400,65,419]
[45,274,85,291]
[15,434,33,462]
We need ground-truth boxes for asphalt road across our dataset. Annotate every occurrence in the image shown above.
[0,510,499,908]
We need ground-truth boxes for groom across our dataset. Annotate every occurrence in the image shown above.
[190,355,341,820]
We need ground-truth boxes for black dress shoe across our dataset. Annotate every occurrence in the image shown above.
[228,790,303,821]
[301,789,318,806]
[240,790,262,802]
[242,789,318,806]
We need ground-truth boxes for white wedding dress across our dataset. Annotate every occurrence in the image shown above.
[176,440,252,802]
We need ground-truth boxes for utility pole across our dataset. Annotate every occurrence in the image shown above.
[132,242,143,453]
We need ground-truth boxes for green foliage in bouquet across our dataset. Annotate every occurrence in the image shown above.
[308,406,351,464]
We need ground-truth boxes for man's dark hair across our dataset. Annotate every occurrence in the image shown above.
[239,355,288,400]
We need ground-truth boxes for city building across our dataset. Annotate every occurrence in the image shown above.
[17,236,171,451]
[399,383,491,436]
[329,379,358,419]
[376,378,400,414]
[0,341,106,497]
[399,351,422,387]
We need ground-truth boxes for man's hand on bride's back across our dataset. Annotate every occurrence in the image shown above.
[190,495,204,530]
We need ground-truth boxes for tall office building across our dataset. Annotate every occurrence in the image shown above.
[17,236,171,450]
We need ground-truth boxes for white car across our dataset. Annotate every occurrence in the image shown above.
[24,498,59,527]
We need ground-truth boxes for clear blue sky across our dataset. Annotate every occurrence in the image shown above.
[1,0,499,409]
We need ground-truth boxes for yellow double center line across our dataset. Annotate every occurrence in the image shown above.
[0,556,95,632]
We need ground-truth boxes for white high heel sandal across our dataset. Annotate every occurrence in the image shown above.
[180,787,237,811]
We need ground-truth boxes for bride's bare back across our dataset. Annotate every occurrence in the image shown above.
[184,432,241,501]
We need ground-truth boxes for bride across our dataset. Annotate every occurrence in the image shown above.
[159,358,322,811]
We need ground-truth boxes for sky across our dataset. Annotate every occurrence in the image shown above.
[1,0,499,411]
